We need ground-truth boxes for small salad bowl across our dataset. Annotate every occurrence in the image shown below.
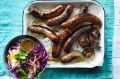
[4,35,48,79]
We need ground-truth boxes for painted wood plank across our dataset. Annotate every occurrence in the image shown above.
[113,58,120,79]
[114,0,120,26]
[113,0,120,57]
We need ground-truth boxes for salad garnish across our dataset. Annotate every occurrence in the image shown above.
[7,42,48,79]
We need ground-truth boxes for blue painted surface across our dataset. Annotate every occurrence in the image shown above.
[0,0,114,79]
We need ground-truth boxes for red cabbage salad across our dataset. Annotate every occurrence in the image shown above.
[7,42,48,79]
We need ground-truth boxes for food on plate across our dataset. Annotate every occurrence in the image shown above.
[28,25,58,43]
[6,37,48,79]
[29,5,66,19]
[79,5,88,14]
[90,25,100,39]
[52,23,92,58]
[46,4,73,26]
[88,25,100,47]
[52,42,61,58]
[78,26,100,48]
[79,35,90,48]
[27,4,102,63]
[60,5,101,29]
[64,26,92,53]
[71,22,93,32]
[78,25,100,48]
[52,29,72,58]
[60,51,84,63]
[82,47,95,59]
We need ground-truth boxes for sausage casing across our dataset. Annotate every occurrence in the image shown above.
[52,23,92,58]
[61,51,83,63]
[52,29,72,58]
[29,5,66,19]
[46,4,73,26]
[28,26,58,43]
[64,26,92,53]
[60,14,101,29]
[60,5,101,29]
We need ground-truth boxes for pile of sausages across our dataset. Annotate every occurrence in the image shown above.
[28,4,101,63]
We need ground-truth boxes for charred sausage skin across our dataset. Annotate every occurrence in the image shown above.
[28,25,58,43]
[52,29,72,58]
[64,26,92,53]
[60,5,101,29]
[52,23,92,58]
[61,51,83,63]
[46,4,73,26]
[29,5,66,19]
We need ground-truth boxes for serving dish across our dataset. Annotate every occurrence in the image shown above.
[23,0,104,68]
[4,35,48,79]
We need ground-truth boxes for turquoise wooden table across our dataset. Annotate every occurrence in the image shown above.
[0,0,114,79]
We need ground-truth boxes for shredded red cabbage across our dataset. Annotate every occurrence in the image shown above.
[7,43,48,79]
[27,43,48,71]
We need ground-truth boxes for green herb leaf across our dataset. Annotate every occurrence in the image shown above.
[21,76,27,79]
[35,69,40,77]
[19,48,29,56]
[16,68,28,79]
[15,47,29,62]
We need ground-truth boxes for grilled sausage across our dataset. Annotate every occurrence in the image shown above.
[61,51,83,63]
[52,22,92,58]
[71,22,92,32]
[29,5,66,19]
[52,29,72,58]
[64,26,92,53]
[60,5,101,29]
[46,4,73,26]
[28,26,58,43]
[79,5,88,14]
[52,42,62,58]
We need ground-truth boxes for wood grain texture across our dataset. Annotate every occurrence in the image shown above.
[113,58,120,79]
[113,0,120,58]
[113,0,120,79]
